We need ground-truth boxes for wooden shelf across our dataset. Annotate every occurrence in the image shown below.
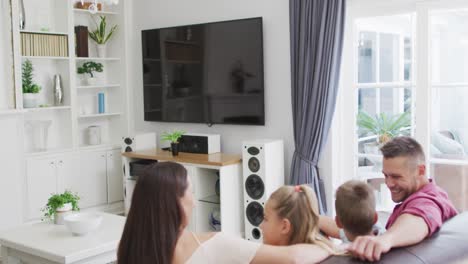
[78,113,122,118]
[73,9,119,15]
[122,149,242,167]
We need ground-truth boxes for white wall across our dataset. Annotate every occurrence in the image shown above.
[129,0,295,178]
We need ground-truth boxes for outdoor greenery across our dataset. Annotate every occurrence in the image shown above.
[161,131,185,143]
[22,59,41,93]
[357,111,411,144]
[89,16,118,45]
[42,190,80,220]
[77,61,103,77]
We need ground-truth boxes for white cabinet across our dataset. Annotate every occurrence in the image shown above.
[71,148,123,209]
[26,153,72,220]
[107,149,124,203]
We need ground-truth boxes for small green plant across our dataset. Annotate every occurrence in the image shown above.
[22,60,41,93]
[161,131,185,143]
[42,190,80,220]
[77,61,103,77]
[357,111,411,144]
[88,16,117,45]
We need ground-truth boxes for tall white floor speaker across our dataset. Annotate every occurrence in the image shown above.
[242,139,284,242]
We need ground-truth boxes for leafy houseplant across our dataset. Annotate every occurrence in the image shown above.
[42,190,80,224]
[357,111,411,144]
[77,61,103,85]
[161,131,185,156]
[88,16,117,57]
[22,59,42,108]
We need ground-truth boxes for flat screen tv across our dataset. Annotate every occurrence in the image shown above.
[141,17,264,125]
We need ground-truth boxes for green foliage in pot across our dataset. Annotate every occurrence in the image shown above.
[161,131,185,143]
[77,61,103,77]
[357,111,411,144]
[42,190,80,220]
[22,59,41,93]
[89,16,118,45]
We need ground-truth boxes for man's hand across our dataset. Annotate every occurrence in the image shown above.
[347,235,391,262]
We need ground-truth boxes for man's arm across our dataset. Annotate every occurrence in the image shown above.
[348,213,429,262]
[319,215,341,239]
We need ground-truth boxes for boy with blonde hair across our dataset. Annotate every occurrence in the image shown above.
[319,180,384,243]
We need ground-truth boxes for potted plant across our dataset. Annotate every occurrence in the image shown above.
[42,190,80,225]
[357,111,411,169]
[22,59,42,108]
[77,61,103,85]
[161,131,185,156]
[88,16,117,58]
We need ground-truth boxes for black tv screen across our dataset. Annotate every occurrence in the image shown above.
[141,17,264,125]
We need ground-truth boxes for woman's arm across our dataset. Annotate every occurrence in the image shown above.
[251,244,331,264]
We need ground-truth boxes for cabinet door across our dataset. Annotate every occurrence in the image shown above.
[107,149,124,203]
[78,150,107,208]
[26,157,57,220]
[56,153,73,194]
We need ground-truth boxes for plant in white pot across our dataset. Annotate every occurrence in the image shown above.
[77,61,103,85]
[42,190,80,225]
[88,15,117,58]
[22,59,42,108]
[357,111,411,169]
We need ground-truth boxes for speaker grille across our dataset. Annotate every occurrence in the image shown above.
[124,137,133,145]
[247,146,260,155]
[245,174,264,200]
[248,157,260,172]
[246,201,264,226]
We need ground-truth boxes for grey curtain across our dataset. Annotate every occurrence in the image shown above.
[289,0,346,214]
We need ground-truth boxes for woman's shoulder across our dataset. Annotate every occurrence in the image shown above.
[193,232,218,243]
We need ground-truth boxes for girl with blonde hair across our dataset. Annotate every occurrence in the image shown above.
[260,184,337,253]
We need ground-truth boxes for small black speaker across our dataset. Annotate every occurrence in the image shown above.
[178,134,220,154]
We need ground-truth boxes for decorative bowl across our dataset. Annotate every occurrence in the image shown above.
[64,213,103,236]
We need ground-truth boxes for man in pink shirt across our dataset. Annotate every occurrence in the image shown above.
[348,136,458,262]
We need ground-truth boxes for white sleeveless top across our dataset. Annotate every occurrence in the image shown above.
[185,232,260,264]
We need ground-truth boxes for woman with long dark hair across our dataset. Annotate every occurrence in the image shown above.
[118,161,330,264]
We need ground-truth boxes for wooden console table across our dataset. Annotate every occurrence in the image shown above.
[122,149,244,237]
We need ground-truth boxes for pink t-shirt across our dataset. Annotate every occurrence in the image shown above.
[386,180,458,237]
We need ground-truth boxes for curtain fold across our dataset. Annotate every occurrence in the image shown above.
[289,0,346,214]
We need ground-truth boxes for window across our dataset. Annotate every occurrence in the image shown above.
[338,0,468,213]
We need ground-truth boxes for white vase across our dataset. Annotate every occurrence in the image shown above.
[97,44,107,58]
[23,93,38,108]
[86,76,98,86]
[54,203,73,225]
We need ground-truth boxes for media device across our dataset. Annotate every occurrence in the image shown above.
[242,139,284,242]
[179,133,220,154]
[141,17,264,125]
[121,132,157,153]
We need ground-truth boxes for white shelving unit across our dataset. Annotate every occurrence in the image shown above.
[6,0,129,221]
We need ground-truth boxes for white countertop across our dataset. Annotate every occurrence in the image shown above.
[0,213,125,263]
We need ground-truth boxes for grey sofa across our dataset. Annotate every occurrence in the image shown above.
[322,212,468,263]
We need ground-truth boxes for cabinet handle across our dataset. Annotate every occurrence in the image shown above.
[50,161,55,165]
[101,154,105,158]
[109,154,113,157]
[59,160,63,164]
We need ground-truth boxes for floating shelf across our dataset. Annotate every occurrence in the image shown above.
[24,106,71,112]
[79,143,121,151]
[78,112,122,118]
[76,84,120,89]
[198,195,220,204]
[20,30,68,36]
[75,57,120,61]
[21,56,69,60]
[25,147,73,157]
[73,9,119,15]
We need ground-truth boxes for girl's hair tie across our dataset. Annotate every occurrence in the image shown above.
[294,185,303,192]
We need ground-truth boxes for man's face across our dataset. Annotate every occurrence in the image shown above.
[382,156,422,203]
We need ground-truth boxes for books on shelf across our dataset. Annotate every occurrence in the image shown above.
[75,26,89,57]
[20,32,68,57]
